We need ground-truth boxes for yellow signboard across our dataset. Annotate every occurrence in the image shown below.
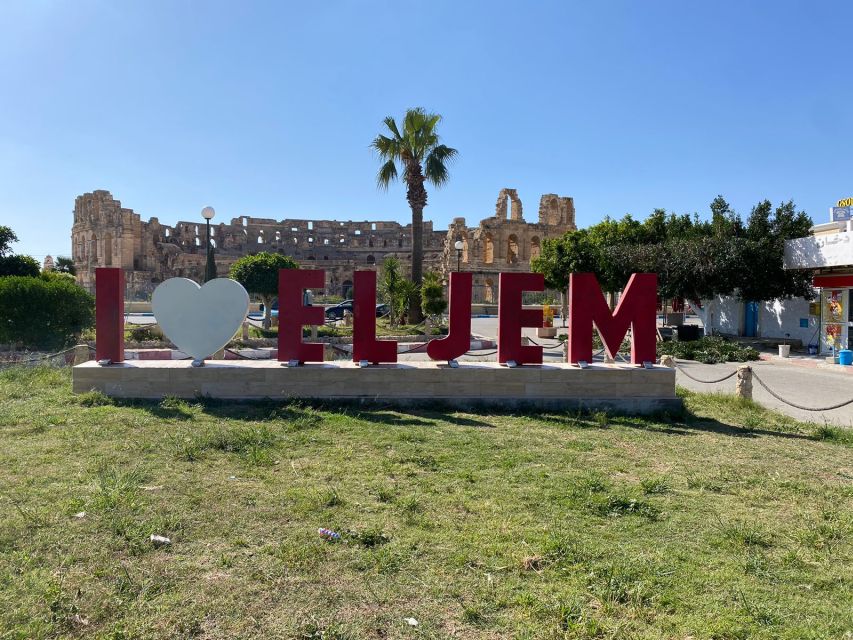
[838,197,853,207]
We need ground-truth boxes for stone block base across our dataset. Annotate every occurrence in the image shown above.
[72,360,679,413]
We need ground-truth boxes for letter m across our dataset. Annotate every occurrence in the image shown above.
[567,273,657,365]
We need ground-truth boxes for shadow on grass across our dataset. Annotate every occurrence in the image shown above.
[115,394,826,443]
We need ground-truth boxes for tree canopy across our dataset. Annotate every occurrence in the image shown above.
[531,197,814,308]
[229,252,298,328]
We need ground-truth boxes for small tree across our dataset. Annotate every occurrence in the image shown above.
[0,226,18,257]
[379,256,416,327]
[421,271,446,325]
[229,252,297,329]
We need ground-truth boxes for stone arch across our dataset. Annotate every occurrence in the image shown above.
[507,234,519,264]
[90,233,98,263]
[366,254,376,265]
[484,233,494,264]
[275,230,281,242]
[257,230,264,244]
[495,188,523,221]
[530,236,540,261]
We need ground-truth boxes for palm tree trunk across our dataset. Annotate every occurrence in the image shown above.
[405,162,428,324]
[409,205,424,323]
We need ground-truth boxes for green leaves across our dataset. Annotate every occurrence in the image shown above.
[228,252,297,298]
[370,108,457,190]
[531,197,814,305]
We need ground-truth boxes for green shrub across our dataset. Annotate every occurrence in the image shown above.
[0,276,94,349]
[0,254,40,277]
[657,336,760,364]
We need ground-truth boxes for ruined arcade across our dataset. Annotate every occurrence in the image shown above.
[71,188,576,299]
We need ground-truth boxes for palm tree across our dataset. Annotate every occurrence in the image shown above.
[371,108,457,322]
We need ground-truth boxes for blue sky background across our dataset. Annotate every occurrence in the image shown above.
[1,0,851,260]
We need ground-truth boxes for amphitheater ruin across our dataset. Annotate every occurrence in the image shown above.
[71,188,577,301]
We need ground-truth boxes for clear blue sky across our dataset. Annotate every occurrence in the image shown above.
[1,0,851,260]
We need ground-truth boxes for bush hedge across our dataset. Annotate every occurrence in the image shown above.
[0,276,94,349]
[657,336,760,364]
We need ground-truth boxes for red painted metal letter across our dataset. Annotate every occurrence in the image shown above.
[95,267,124,362]
[427,272,472,361]
[497,272,544,365]
[352,270,396,364]
[278,269,326,363]
[567,273,657,365]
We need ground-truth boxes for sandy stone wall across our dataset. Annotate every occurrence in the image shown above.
[72,188,576,300]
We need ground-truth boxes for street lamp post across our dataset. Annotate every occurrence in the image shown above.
[454,239,464,272]
[201,206,215,282]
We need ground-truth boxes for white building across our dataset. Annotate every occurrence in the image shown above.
[782,197,853,355]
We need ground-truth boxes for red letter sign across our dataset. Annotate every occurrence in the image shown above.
[96,267,124,363]
[277,269,325,363]
[353,270,397,364]
[567,273,657,365]
[497,272,544,365]
[427,272,472,361]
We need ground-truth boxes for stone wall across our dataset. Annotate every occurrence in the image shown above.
[72,188,576,300]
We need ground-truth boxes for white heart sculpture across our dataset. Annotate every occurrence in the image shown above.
[152,278,250,361]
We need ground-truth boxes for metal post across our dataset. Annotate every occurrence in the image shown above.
[204,219,211,282]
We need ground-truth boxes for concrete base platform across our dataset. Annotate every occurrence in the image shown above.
[73,360,679,413]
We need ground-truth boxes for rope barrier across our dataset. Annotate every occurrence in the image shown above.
[674,363,739,384]
[526,337,564,348]
[0,345,83,367]
[463,350,498,357]
[751,370,853,412]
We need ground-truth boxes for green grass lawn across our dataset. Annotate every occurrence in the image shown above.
[1,367,851,639]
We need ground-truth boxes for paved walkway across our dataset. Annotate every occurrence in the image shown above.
[674,359,853,426]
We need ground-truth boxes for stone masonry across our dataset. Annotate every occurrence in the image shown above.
[72,188,576,300]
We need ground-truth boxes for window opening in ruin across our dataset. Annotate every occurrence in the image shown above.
[354,230,361,235]
[308,221,313,230]
[164,228,170,238]
[366,255,375,265]
[243,229,248,236]
[530,236,540,261]
[275,231,281,241]
[484,278,494,303]
[308,237,314,242]
[243,218,247,226]
[339,238,345,243]
[104,233,113,266]
[195,237,201,246]
[91,234,98,262]
[371,223,376,231]
[210,239,217,248]
[291,227,298,232]
[195,225,199,235]
[507,234,519,264]
[324,238,329,245]
[383,239,387,247]
[293,238,298,244]
[484,233,494,264]
[257,235,263,244]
